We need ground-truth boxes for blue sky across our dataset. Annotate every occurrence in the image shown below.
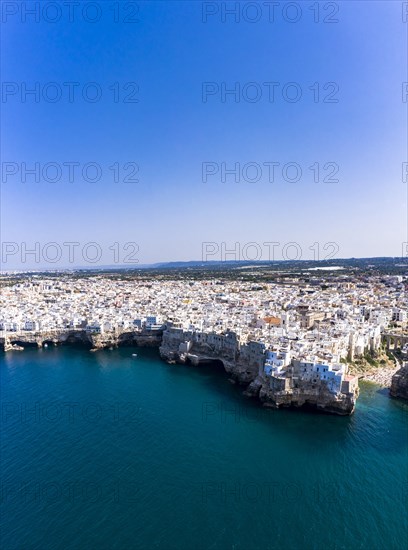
[1,1,406,269]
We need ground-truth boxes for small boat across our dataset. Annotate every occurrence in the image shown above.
[132,353,138,358]
[44,343,48,348]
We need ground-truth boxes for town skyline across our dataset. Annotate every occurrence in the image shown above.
[1,249,408,272]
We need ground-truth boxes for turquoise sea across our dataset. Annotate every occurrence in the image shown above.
[1,346,407,550]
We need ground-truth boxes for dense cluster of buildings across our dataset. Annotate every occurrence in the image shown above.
[0,273,406,397]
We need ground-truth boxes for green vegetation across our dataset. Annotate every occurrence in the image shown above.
[363,352,379,367]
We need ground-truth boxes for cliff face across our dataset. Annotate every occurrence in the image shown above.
[90,330,162,349]
[159,329,359,415]
[2,328,359,415]
[1,329,162,351]
[245,374,358,415]
[390,365,408,400]
[159,329,262,384]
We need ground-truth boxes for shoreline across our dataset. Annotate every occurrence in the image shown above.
[359,365,400,387]
[3,343,407,409]
[2,330,406,408]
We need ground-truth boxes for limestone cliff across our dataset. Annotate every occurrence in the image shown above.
[2,327,359,415]
[390,365,408,400]
[1,329,162,351]
[159,328,358,415]
[245,374,358,415]
[159,330,259,384]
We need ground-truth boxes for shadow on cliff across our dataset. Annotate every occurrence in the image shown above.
[8,340,38,348]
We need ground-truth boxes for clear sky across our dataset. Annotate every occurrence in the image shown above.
[1,0,407,269]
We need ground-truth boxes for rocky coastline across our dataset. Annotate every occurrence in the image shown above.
[0,328,163,352]
[246,374,358,415]
[355,357,408,401]
[158,346,358,415]
[158,329,359,415]
[360,365,400,387]
[3,327,406,413]
[390,364,408,400]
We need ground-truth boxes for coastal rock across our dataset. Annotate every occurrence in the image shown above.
[2,327,359,415]
[390,365,408,400]
[0,328,162,352]
[255,374,358,415]
[159,328,359,415]
[159,330,259,385]
[243,378,262,398]
[3,340,24,351]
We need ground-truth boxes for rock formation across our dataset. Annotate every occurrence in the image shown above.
[245,373,358,415]
[390,365,408,400]
[159,328,358,415]
[0,329,162,351]
[2,326,359,415]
